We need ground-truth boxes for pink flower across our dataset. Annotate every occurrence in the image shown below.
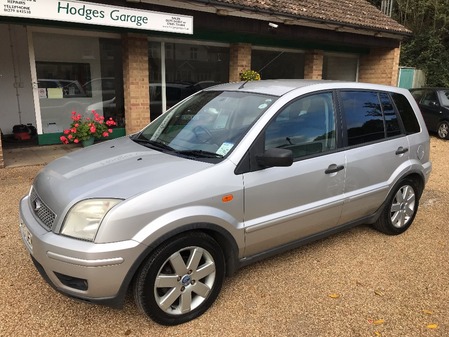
[74,139,79,143]
[90,126,96,133]
[71,127,77,133]
[68,134,73,140]
[74,123,79,127]
[106,119,116,126]
[108,129,113,133]
[63,129,70,135]
[102,131,109,137]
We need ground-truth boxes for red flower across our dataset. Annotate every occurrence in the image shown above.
[61,111,117,144]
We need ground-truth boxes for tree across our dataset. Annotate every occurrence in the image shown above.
[368,0,449,86]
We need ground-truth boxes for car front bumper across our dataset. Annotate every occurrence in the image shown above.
[19,195,147,306]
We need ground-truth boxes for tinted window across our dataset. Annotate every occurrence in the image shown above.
[410,89,424,103]
[265,92,336,159]
[391,93,421,134]
[437,90,449,107]
[380,93,402,138]
[340,91,384,146]
[422,90,438,106]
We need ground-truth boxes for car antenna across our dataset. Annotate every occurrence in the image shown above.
[238,51,285,89]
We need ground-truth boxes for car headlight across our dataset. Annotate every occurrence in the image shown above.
[61,199,122,241]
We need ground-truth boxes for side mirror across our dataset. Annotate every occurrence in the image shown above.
[256,148,293,168]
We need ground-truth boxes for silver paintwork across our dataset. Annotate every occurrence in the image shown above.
[19,79,432,306]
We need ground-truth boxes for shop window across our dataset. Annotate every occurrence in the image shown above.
[33,33,124,135]
[323,54,358,81]
[149,41,229,120]
[190,47,198,60]
[36,62,91,98]
[251,49,305,79]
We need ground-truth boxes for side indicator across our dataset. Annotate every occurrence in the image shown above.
[222,194,234,203]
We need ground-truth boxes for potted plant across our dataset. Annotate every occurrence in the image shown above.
[239,69,261,81]
[60,110,117,146]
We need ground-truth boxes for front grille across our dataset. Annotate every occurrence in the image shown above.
[30,188,56,231]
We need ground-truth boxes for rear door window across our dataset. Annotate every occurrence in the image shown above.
[340,91,385,146]
[340,91,407,147]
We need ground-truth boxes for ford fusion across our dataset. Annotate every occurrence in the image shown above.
[19,80,432,325]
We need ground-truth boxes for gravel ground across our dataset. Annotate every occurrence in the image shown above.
[1,137,448,337]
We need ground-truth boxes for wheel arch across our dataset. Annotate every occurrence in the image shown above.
[111,223,240,309]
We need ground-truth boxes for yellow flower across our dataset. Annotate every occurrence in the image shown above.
[239,69,261,81]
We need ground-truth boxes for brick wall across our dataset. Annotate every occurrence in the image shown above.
[229,43,252,82]
[304,50,324,80]
[122,34,150,135]
[359,47,401,86]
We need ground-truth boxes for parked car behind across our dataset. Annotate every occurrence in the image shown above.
[20,80,431,326]
[410,87,449,139]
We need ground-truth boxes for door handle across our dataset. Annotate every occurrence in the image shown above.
[395,146,409,155]
[325,164,344,174]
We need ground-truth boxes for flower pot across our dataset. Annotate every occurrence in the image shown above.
[82,137,95,147]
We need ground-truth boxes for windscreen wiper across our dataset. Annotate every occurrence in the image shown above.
[133,138,175,152]
[177,150,224,159]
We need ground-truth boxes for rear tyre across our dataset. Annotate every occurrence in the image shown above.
[373,178,421,235]
[133,232,225,326]
[437,121,449,139]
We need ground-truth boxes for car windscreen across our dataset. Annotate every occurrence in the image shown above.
[133,90,277,161]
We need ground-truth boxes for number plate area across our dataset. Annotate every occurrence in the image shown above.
[19,221,33,253]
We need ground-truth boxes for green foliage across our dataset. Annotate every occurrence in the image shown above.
[368,0,449,86]
[401,30,449,86]
[60,111,117,144]
[239,70,261,81]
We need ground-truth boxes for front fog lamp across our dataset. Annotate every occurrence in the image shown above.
[61,199,121,241]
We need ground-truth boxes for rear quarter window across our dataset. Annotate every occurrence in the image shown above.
[391,93,421,134]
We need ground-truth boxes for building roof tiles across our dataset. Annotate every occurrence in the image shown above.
[198,0,410,36]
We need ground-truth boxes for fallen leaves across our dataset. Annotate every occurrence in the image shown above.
[325,288,440,334]
[426,323,438,329]
[374,289,385,297]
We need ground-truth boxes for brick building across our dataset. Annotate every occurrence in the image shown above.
[0,0,410,168]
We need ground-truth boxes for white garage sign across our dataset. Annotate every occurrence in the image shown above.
[0,0,193,34]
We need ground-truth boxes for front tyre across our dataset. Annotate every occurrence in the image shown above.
[133,232,225,326]
[373,178,421,235]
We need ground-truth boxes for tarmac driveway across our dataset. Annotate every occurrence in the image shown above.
[0,137,448,337]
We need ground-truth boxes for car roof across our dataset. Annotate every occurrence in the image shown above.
[204,79,405,96]
[410,87,449,91]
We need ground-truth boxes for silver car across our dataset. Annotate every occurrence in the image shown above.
[19,80,432,325]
